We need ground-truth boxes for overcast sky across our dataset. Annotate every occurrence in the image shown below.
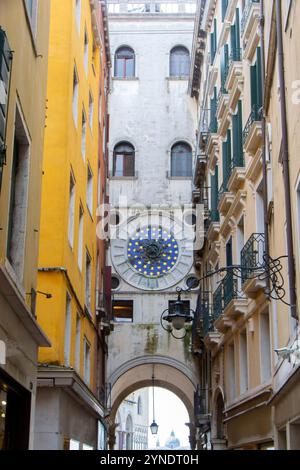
[146,387,190,449]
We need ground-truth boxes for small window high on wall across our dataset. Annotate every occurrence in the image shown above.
[113,300,133,323]
[171,142,192,177]
[114,46,135,78]
[113,142,135,177]
[170,46,190,77]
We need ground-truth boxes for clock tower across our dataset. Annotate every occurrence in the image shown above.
[106,0,199,431]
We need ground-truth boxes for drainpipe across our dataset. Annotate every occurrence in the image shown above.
[275,0,298,320]
[259,0,269,260]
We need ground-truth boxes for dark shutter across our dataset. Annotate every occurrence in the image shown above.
[211,165,219,221]
[233,101,243,167]
[221,45,229,91]
[0,28,13,186]
[250,63,257,108]
[223,129,231,189]
[226,237,233,267]
[256,47,263,108]
[222,0,228,21]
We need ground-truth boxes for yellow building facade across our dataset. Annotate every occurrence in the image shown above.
[0,0,51,449]
[34,0,111,450]
[190,0,300,450]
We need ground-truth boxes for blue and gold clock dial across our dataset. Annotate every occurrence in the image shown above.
[127,226,179,278]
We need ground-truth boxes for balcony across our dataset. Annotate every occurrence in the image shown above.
[206,209,220,242]
[216,82,229,121]
[224,0,239,25]
[245,147,263,183]
[222,271,248,319]
[226,50,244,113]
[207,241,221,266]
[241,233,266,298]
[241,0,261,61]
[218,181,234,216]
[220,190,247,240]
[228,154,246,192]
[206,119,219,170]
[218,110,231,140]
[213,281,232,333]
[243,104,263,155]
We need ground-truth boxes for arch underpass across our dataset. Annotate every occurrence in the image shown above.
[106,355,198,449]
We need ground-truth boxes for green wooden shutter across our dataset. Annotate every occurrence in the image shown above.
[221,44,229,91]
[211,165,219,221]
[233,101,243,167]
[250,63,257,109]
[211,19,217,65]
[222,129,232,189]
[210,87,218,132]
[222,0,228,21]
[231,9,241,61]
[235,9,240,58]
[214,19,217,61]
[210,32,214,65]
[256,47,263,108]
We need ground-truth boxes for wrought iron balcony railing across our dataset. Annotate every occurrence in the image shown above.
[241,0,260,36]
[242,104,263,146]
[241,233,265,285]
[223,270,244,309]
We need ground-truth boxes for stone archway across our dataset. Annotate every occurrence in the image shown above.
[107,356,197,449]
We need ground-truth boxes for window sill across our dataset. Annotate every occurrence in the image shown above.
[167,175,192,180]
[166,76,189,81]
[109,175,138,180]
[112,77,139,81]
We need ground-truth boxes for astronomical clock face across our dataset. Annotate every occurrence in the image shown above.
[110,212,194,291]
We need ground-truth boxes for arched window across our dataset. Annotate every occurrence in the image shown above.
[113,142,135,177]
[115,46,135,78]
[170,46,190,77]
[137,396,142,415]
[171,142,192,177]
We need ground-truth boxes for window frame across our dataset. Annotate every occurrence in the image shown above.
[170,141,193,178]
[169,45,190,78]
[114,46,135,79]
[113,299,134,323]
[113,142,135,177]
